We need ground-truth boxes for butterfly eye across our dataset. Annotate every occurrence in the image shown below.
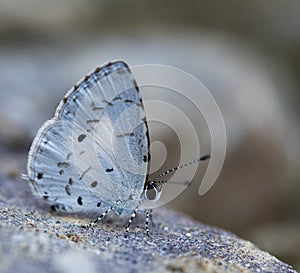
[145,182,162,202]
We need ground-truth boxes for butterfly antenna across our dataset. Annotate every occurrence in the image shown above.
[155,180,195,187]
[153,154,210,182]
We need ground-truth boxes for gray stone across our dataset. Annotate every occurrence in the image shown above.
[0,174,297,273]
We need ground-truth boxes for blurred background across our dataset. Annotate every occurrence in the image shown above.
[0,0,299,269]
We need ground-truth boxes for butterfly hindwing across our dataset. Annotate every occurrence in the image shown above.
[27,120,111,215]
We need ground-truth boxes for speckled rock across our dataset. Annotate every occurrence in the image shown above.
[0,174,297,273]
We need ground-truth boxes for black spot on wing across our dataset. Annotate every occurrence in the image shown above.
[66,152,73,160]
[143,155,151,162]
[78,134,86,142]
[116,132,134,137]
[37,172,43,179]
[57,162,70,168]
[106,168,113,173]
[77,196,83,205]
[72,93,80,102]
[50,203,68,212]
[43,191,49,199]
[65,185,71,196]
[91,102,103,111]
[113,96,122,101]
[91,181,98,188]
[102,100,113,106]
[87,119,100,124]
[50,204,57,212]
[92,106,104,111]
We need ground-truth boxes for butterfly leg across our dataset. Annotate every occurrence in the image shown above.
[145,210,150,236]
[125,208,138,237]
[149,209,155,226]
[85,207,113,228]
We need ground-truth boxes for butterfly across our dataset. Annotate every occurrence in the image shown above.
[24,60,210,235]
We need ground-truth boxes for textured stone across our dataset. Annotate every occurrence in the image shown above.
[0,174,297,273]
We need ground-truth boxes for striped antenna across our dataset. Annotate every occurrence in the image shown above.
[155,180,195,187]
[153,154,210,182]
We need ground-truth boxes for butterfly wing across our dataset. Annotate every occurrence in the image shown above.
[27,119,112,215]
[27,61,149,215]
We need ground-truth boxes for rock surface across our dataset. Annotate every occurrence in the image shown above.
[0,174,297,273]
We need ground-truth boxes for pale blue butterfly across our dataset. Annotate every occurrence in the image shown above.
[25,60,209,235]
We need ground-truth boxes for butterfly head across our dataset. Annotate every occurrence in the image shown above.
[143,180,162,202]
[142,154,210,203]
